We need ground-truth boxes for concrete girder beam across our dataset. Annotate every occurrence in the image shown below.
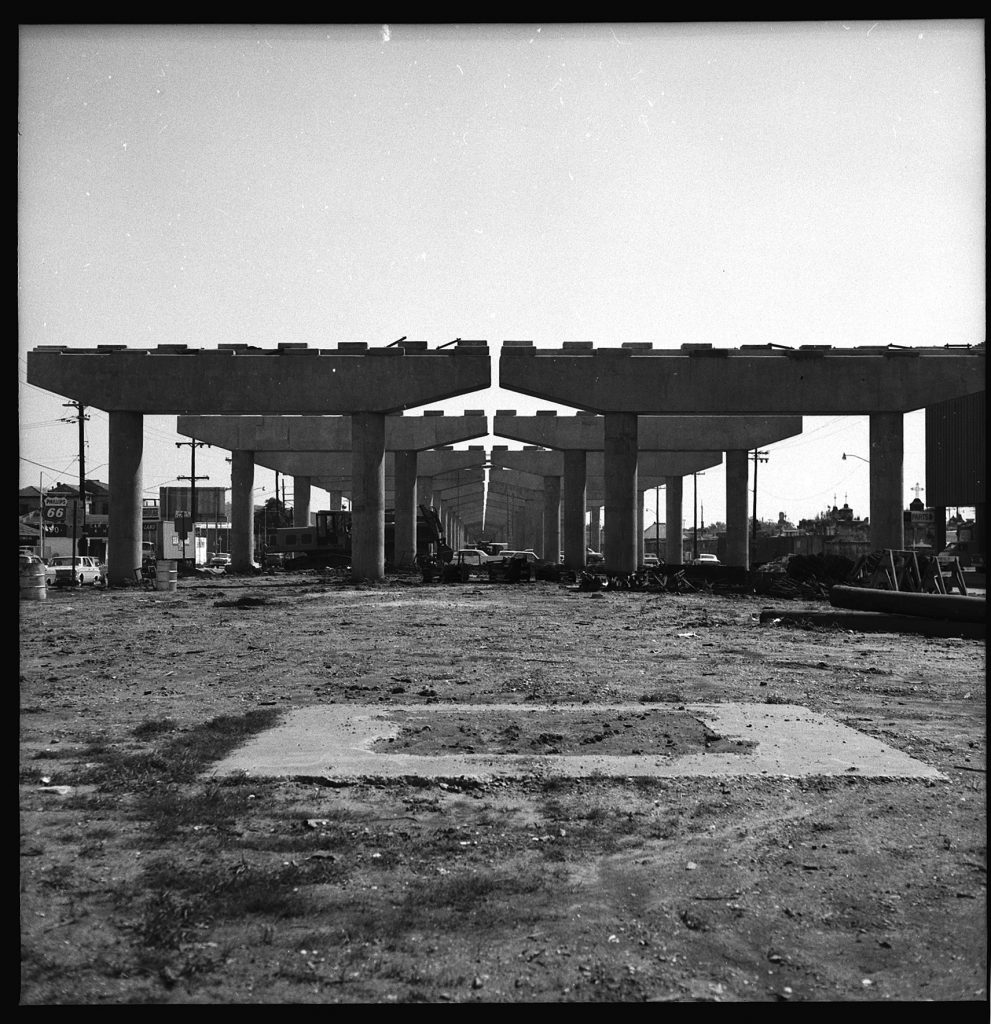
[432,488,487,508]
[176,412,489,452]
[498,342,985,415]
[309,466,485,494]
[254,449,487,479]
[494,411,804,450]
[28,341,491,415]
[487,480,545,502]
[489,450,724,479]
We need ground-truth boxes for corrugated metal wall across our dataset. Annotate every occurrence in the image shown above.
[925,392,985,506]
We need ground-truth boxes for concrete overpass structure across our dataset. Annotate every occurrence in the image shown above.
[27,341,490,583]
[499,342,985,573]
[487,450,724,565]
[176,412,490,573]
[304,463,488,556]
[311,455,488,558]
[493,411,804,568]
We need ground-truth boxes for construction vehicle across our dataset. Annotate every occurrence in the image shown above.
[266,504,451,569]
[476,541,509,558]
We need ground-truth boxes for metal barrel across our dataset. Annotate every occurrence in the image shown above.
[154,560,178,593]
[19,562,47,601]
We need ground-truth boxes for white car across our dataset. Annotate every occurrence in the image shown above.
[45,555,106,586]
[453,548,492,567]
[691,553,721,566]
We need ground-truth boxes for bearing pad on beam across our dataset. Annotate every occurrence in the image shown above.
[209,703,946,783]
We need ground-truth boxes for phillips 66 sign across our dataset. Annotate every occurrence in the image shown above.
[42,496,69,536]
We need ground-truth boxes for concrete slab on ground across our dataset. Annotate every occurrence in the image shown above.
[209,703,947,783]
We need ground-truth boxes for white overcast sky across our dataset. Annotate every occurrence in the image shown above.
[18,21,985,526]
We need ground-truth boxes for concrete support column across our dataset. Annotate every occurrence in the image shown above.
[563,450,588,570]
[328,490,343,512]
[351,412,386,581]
[604,412,639,573]
[230,449,255,573]
[525,498,542,555]
[665,476,684,564]
[589,505,601,552]
[725,450,750,568]
[637,491,646,565]
[543,475,562,564]
[107,411,143,585]
[292,476,311,527]
[869,412,905,551]
[394,450,418,568]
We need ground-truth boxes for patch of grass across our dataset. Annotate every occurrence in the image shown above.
[132,717,179,739]
[141,778,261,838]
[236,829,360,856]
[647,816,681,839]
[213,596,279,609]
[690,798,728,818]
[139,854,353,920]
[30,747,87,761]
[37,864,75,891]
[315,866,554,941]
[640,689,688,703]
[73,708,283,792]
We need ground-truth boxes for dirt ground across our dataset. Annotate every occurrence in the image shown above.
[18,572,987,1004]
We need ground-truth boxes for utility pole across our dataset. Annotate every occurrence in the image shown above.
[693,471,705,560]
[39,475,45,562]
[60,401,90,570]
[655,485,660,557]
[751,449,769,541]
[176,439,210,566]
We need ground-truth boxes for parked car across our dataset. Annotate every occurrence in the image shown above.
[642,555,661,568]
[453,548,492,567]
[498,550,539,564]
[45,555,106,586]
[691,553,721,566]
[208,553,232,568]
[586,547,604,564]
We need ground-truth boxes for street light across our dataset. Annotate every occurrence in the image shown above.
[841,452,870,464]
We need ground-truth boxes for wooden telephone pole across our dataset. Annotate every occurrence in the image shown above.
[176,439,210,565]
